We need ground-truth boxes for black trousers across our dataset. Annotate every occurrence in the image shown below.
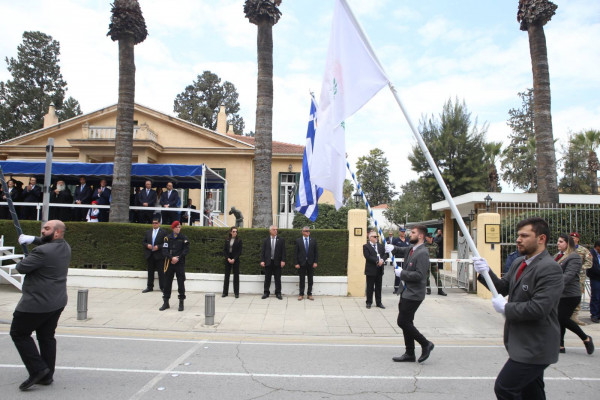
[163,263,186,300]
[558,296,588,346]
[264,262,282,295]
[366,274,383,305]
[10,307,64,377]
[397,298,427,354]
[495,358,548,400]
[146,255,165,290]
[223,260,240,295]
[161,210,177,226]
[139,209,154,224]
[299,264,314,296]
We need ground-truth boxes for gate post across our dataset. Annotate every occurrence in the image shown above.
[476,212,501,299]
[347,209,367,297]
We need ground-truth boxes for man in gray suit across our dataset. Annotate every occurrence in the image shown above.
[388,224,435,363]
[11,220,71,391]
[473,217,564,400]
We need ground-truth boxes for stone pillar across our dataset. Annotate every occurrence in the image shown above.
[476,212,501,299]
[347,209,367,297]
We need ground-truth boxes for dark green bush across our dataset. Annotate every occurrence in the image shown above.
[0,221,348,276]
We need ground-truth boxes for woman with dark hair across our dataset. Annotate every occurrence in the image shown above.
[555,233,594,354]
[223,227,242,298]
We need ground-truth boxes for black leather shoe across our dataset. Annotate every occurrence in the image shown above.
[418,341,435,363]
[426,288,431,295]
[591,316,599,323]
[178,300,184,312]
[366,304,372,309]
[19,367,50,391]
[222,293,228,297]
[584,336,594,355]
[235,294,239,298]
[393,288,399,294]
[159,301,170,311]
[261,294,269,299]
[276,294,283,300]
[559,347,566,353]
[376,304,386,309]
[38,371,53,385]
[438,289,447,296]
[142,288,153,293]
[392,353,416,362]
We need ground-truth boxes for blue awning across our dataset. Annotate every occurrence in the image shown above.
[0,161,225,189]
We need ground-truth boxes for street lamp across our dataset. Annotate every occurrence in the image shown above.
[353,190,362,207]
[468,209,476,222]
[484,194,492,212]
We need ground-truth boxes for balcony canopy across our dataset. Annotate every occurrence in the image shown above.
[0,160,225,189]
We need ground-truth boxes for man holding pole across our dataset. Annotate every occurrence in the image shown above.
[473,217,563,399]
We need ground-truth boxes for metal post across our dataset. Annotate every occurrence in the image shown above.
[77,289,89,320]
[42,138,54,223]
[205,293,215,325]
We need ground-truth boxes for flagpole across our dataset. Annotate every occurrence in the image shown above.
[338,0,498,298]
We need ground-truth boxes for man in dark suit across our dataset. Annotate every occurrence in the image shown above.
[11,220,71,391]
[185,198,198,225]
[91,179,111,222]
[1,178,19,219]
[160,181,179,226]
[260,225,286,299]
[473,217,564,399]
[142,217,167,293]
[363,231,388,309]
[73,176,92,221]
[389,225,435,363]
[136,180,158,224]
[294,226,318,301]
[21,176,42,220]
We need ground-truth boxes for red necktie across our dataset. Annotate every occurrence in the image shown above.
[515,261,528,280]
[409,249,414,257]
[555,253,563,262]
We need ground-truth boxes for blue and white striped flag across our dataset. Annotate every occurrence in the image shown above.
[295,95,323,221]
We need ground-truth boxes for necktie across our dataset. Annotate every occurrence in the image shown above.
[152,229,157,247]
[554,253,563,262]
[168,191,171,199]
[147,189,150,196]
[515,261,528,280]
[271,237,276,259]
[305,238,309,254]
[409,248,414,257]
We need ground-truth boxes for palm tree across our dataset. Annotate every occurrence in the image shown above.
[517,0,559,203]
[244,0,282,228]
[484,142,503,192]
[571,130,600,194]
[107,0,147,222]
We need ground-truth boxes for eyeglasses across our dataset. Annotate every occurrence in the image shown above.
[152,222,159,225]
[232,230,238,233]
[302,230,310,232]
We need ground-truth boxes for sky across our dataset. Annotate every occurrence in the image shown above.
[1,0,599,196]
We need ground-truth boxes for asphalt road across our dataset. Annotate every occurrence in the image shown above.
[1,329,598,400]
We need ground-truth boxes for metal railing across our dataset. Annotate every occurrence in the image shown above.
[88,126,157,142]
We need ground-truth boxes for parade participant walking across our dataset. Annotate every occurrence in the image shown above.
[473,217,564,399]
[11,220,70,391]
[160,221,189,311]
[223,226,242,298]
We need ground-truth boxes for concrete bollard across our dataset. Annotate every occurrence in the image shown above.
[205,293,215,325]
[77,289,89,320]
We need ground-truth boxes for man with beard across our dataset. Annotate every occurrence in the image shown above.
[387,225,435,363]
[11,220,71,391]
[473,217,563,399]
[50,180,73,221]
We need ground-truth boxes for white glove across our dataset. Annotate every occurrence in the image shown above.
[394,266,402,277]
[472,256,490,275]
[492,296,507,314]
[385,243,395,253]
[18,234,35,245]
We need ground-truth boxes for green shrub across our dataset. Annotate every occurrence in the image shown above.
[0,221,348,276]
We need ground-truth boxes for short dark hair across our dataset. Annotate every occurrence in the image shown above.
[413,225,427,237]
[516,217,550,245]
[594,239,600,248]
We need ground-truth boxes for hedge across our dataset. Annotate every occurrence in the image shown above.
[0,221,349,276]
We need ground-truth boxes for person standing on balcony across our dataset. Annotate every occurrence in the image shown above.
[91,179,111,222]
[21,176,41,220]
[136,180,157,224]
[160,182,179,226]
[73,176,92,222]
[204,192,215,226]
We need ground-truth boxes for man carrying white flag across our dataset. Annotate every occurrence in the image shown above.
[310,0,389,209]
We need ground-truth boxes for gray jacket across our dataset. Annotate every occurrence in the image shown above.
[479,249,563,365]
[393,244,429,301]
[555,252,582,298]
[15,237,71,313]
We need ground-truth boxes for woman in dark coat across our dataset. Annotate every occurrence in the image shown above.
[223,227,242,298]
[554,233,594,354]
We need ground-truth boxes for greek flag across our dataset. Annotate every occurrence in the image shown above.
[295,95,323,221]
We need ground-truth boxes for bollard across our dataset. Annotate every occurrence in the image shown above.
[205,293,215,325]
[77,289,89,320]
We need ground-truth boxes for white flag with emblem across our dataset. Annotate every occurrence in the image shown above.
[310,0,389,208]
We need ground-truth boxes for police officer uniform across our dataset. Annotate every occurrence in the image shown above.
[160,221,190,311]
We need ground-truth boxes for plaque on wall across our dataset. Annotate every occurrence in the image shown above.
[485,224,501,244]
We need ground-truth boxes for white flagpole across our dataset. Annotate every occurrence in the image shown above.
[338,0,499,298]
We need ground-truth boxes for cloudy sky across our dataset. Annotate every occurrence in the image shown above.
[1,0,599,195]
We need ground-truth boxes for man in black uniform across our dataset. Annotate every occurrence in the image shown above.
[160,221,190,311]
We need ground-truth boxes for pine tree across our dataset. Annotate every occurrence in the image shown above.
[355,148,397,206]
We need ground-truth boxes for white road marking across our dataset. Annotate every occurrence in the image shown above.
[1,364,598,382]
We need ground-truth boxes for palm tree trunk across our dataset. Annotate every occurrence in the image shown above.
[527,23,559,204]
[110,35,136,222]
[251,21,274,228]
